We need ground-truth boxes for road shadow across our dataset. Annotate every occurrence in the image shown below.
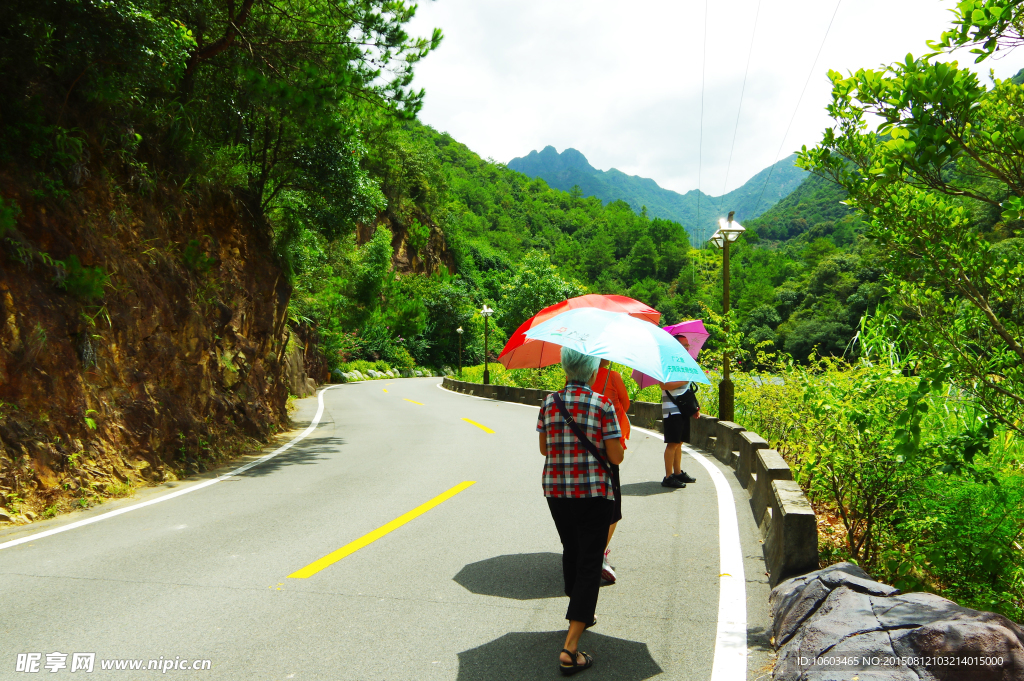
[453,553,566,600]
[747,624,774,653]
[457,631,663,681]
[234,436,346,477]
[619,481,677,497]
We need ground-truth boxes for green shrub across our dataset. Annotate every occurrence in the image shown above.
[338,360,393,376]
[0,197,20,238]
[182,239,216,273]
[386,346,415,371]
[56,255,108,301]
[726,357,1024,620]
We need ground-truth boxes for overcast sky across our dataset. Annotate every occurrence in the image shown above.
[406,0,1022,197]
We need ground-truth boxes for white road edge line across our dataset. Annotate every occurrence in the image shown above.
[0,385,340,552]
[635,425,748,680]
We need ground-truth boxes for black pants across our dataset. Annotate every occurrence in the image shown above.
[663,413,690,444]
[546,496,613,624]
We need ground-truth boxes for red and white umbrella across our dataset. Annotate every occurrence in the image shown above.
[498,294,660,369]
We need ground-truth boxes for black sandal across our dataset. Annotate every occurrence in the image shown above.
[559,648,593,676]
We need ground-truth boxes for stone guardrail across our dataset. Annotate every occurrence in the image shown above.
[441,377,819,587]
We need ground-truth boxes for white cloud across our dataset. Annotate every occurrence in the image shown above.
[407,0,1022,196]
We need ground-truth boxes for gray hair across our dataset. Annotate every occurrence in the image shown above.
[561,347,600,383]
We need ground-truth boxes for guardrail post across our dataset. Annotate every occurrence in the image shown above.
[753,449,793,530]
[737,431,768,491]
[690,414,718,451]
[713,421,744,468]
[764,479,818,587]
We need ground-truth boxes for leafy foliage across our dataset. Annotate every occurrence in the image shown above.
[799,48,1024,433]
[727,347,1024,619]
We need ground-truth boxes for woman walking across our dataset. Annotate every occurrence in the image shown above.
[538,348,625,675]
[590,359,630,584]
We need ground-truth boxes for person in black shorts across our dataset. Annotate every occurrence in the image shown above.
[659,335,699,488]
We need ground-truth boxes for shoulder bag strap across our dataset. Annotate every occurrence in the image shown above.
[552,393,612,476]
[664,386,699,418]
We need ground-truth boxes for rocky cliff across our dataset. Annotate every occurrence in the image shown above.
[0,173,300,524]
[356,208,454,276]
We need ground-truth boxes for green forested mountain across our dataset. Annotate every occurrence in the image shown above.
[744,172,852,242]
[507,146,807,236]
[290,119,880,371]
[723,179,877,362]
[289,122,708,371]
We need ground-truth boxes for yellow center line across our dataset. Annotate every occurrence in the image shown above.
[382,388,388,393]
[403,398,424,405]
[462,418,495,434]
[288,481,476,579]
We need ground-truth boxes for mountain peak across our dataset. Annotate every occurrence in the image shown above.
[514,146,595,175]
[507,148,806,237]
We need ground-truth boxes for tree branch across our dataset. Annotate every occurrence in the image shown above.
[183,0,258,78]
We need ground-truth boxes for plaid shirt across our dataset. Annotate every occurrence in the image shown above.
[537,380,622,499]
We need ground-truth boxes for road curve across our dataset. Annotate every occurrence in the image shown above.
[0,378,772,680]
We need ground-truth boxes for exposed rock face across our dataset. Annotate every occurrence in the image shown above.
[772,563,1024,680]
[282,344,316,398]
[356,209,454,276]
[0,175,297,523]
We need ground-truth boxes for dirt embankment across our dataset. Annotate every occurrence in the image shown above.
[0,174,301,525]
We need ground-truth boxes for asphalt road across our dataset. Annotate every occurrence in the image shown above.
[0,378,772,680]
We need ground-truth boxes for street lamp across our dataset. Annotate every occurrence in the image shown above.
[480,305,494,385]
[709,210,745,422]
[456,326,463,379]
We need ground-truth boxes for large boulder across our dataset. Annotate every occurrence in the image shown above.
[772,562,1024,680]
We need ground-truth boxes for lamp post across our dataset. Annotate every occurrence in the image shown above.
[456,326,463,379]
[708,210,745,422]
[480,305,494,385]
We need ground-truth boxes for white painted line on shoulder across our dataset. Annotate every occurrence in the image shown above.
[0,385,341,551]
[633,427,748,680]
[686,445,748,680]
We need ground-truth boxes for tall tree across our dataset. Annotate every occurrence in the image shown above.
[799,7,1024,433]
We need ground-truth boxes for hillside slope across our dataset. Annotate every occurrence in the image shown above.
[0,172,310,523]
[744,172,851,241]
[507,146,806,236]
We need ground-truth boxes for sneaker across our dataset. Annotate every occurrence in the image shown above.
[661,476,685,488]
[601,556,616,584]
[672,471,697,484]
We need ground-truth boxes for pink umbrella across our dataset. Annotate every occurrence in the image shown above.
[631,319,710,389]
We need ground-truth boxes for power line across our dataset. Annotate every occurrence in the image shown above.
[694,0,710,290]
[719,0,763,210]
[696,0,708,246]
[752,0,843,218]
